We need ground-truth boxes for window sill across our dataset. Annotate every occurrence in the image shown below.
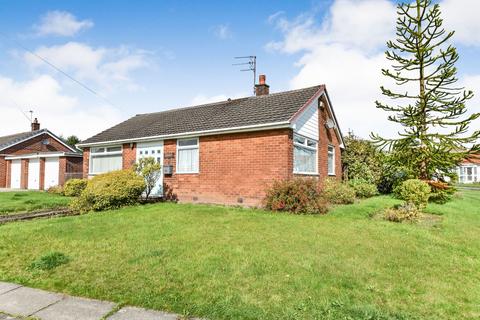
[176,172,199,175]
[328,173,336,176]
[294,172,319,176]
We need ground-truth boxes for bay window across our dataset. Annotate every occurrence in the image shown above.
[293,134,318,174]
[177,138,199,173]
[89,146,122,174]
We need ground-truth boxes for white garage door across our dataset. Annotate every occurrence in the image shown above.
[44,157,59,189]
[10,160,21,189]
[28,158,40,190]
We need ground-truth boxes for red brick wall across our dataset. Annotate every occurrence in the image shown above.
[3,133,72,155]
[5,160,10,188]
[39,158,45,190]
[59,157,67,186]
[164,129,293,206]
[318,96,343,180]
[82,148,90,178]
[122,143,137,170]
[0,156,5,188]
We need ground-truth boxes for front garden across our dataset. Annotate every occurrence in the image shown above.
[0,191,71,215]
[0,191,478,320]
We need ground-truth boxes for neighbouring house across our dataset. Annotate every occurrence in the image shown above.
[78,75,345,206]
[457,154,480,184]
[0,119,83,190]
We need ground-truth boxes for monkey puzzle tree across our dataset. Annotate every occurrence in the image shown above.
[371,0,479,180]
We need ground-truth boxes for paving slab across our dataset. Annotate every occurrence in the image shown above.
[34,295,116,320]
[0,283,21,296]
[0,286,63,316]
[108,306,180,320]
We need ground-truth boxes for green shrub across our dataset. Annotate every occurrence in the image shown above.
[323,179,356,205]
[384,203,420,223]
[29,252,70,271]
[71,170,146,213]
[394,179,431,209]
[349,179,379,198]
[63,179,88,197]
[427,180,456,204]
[377,163,412,194]
[46,185,64,195]
[264,178,328,215]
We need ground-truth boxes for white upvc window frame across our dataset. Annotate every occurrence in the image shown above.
[89,145,123,175]
[176,137,199,174]
[327,145,336,176]
[293,133,318,175]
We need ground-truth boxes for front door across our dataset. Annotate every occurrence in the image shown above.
[136,141,164,196]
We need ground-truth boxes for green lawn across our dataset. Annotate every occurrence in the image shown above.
[0,191,71,215]
[0,192,479,320]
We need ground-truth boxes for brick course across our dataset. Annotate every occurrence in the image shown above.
[122,143,137,170]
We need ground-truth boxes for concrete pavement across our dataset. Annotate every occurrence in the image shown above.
[0,282,204,320]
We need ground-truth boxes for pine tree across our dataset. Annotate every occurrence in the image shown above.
[371,0,479,180]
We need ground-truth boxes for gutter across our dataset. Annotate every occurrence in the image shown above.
[77,121,293,147]
[5,152,83,160]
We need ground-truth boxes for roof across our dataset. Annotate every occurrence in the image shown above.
[462,153,480,165]
[0,129,80,153]
[0,129,48,151]
[80,85,328,145]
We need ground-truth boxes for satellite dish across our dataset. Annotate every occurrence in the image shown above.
[325,118,336,129]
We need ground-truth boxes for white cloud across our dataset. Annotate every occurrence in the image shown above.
[0,74,123,139]
[441,0,480,46]
[34,11,93,37]
[24,42,149,93]
[212,24,232,40]
[267,0,480,139]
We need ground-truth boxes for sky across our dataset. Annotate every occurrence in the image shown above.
[0,0,478,140]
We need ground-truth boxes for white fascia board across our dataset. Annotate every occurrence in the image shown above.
[77,121,292,147]
[5,152,82,160]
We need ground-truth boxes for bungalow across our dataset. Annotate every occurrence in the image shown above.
[457,154,480,184]
[78,76,345,206]
[0,119,83,190]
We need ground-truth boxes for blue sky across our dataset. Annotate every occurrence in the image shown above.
[0,0,478,139]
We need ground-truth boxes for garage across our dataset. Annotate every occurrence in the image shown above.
[10,159,21,189]
[28,158,40,190]
[44,157,59,189]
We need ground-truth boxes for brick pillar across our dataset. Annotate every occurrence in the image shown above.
[5,160,11,188]
[122,143,137,170]
[0,156,6,188]
[59,157,67,186]
[39,158,46,190]
[83,148,90,178]
[20,159,29,189]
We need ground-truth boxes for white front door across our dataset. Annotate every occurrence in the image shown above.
[10,160,21,189]
[28,158,40,190]
[136,141,164,196]
[44,157,59,189]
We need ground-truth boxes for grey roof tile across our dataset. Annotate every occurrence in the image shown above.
[0,129,48,151]
[82,85,324,144]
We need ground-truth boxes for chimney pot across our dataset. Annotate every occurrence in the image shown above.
[31,118,40,131]
[255,74,270,96]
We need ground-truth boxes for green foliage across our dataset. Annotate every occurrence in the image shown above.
[377,160,413,194]
[63,179,88,197]
[65,135,81,148]
[323,179,356,205]
[29,252,70,271]
[264,178,328,215]
[371,0,480,181]
[46,185,64,195]
[384,203,420,223]
[349,179,379,198]
[342,132,383,184]
[133,157,162,199]
[71,170,146,213]
[427,181,456,204]
[394,179,431,209]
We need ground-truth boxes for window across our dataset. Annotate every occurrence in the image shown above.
[177,138,199,173]
[459,166,478,183]
[328,146,335,175]
[293,134,317,174]
[89,146,122,174]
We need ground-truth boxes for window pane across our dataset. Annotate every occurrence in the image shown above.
[91,154,122,174]
[307,140,317,148]
[92,147,105,153]
[294,145,316,173]
[178,139,198,147]
[328,147,335,175]
[106,146,121,152]
[178,148,199,173]
[294,135,305,145]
